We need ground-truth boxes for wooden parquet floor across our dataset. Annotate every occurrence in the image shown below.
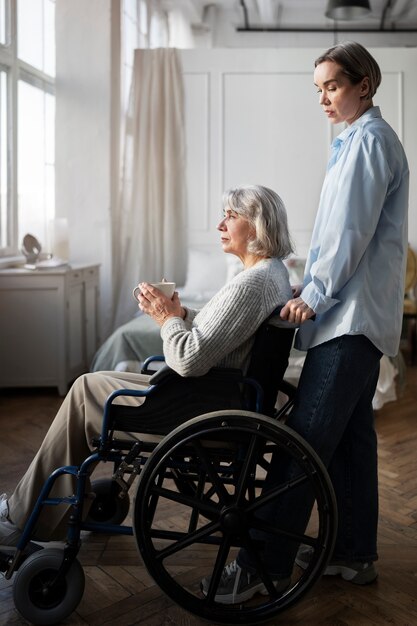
[0,366,416,626]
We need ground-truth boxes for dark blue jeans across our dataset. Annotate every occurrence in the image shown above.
[238,334,382,577]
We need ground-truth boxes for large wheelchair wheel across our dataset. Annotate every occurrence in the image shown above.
[13,548,85,625]
[133,410,337,625]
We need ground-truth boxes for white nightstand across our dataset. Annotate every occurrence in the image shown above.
[0,263,100,395]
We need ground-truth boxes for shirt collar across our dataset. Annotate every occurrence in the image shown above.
[334,106,381,146]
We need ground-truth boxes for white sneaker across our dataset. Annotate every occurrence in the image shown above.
[200,559,290,604]
[0,493,22,547]
[296,544,377,585]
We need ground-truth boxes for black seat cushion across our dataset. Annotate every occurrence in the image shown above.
[109,368,244,435]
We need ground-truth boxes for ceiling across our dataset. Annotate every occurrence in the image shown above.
[190,0,417,31]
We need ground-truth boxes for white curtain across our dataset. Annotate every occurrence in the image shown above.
[112,48,187,329]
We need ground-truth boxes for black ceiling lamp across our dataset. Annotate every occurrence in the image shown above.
[325,0,372,20]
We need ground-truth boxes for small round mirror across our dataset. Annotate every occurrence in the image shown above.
[21,233,42,263]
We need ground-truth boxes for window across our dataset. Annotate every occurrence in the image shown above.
[121,0,168,113]
[0,0,55,258]
[122,0,141,112]
[18,80,55,241]
[18,0,55,75]
[0,69,7,248]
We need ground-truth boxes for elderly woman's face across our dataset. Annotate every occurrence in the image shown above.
[217,208,254,258]
[314,60,370,126]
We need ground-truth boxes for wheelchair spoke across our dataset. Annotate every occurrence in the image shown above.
[246,471,309,515]
[152,484,220,518]
[191,440,231,505]
[235,434,261,504]
[240,532,282,598]
[250,517,318,547]
[204,535,233,604]
[203,484,216,500]
[154,519,221,561]
[257,454,271,473]
[188,471,209,532]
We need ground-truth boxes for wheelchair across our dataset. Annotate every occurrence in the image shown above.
[0,312,337,625]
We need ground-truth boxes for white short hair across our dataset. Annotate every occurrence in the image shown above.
[222,185,294,258]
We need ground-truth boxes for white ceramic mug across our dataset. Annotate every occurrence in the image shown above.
[133,281,176,301]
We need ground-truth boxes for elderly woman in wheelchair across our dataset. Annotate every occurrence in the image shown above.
[0,185,336,625]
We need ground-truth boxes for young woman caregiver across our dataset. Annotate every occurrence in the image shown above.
[206,41,409,604]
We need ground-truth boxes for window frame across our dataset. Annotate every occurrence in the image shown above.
[0,0,55,259]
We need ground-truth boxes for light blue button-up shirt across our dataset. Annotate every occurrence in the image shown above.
[296,106,409,357]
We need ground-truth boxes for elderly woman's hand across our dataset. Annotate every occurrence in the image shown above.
[137,283,185,327]
[280,297,315,324]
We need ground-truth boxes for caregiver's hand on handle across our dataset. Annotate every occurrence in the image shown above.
[280,296,315,325]
[137,282,185,327]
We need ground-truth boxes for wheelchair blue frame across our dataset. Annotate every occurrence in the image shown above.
[1,315,337,626]
[3,371,266,581]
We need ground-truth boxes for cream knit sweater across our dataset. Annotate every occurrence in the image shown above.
[160,257,292,377]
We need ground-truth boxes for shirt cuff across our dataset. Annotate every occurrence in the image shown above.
[301,282,340,315]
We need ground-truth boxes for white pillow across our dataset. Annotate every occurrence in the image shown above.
[284,256,306,285]
[226,254,244,282]
[179,248,227,301]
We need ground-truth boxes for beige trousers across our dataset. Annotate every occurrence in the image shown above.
[8,371,154,540]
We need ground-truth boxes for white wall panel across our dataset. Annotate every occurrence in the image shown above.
[375,72,402,139]
[222,71,328,256]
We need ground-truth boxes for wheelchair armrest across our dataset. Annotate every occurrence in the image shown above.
[141,355,166,375]
[279,379,297,399]
[149,365,245,386]
[149,364,180,385]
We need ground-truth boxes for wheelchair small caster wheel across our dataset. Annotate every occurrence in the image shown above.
[86,478,130,525]
[13,548,85,625]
